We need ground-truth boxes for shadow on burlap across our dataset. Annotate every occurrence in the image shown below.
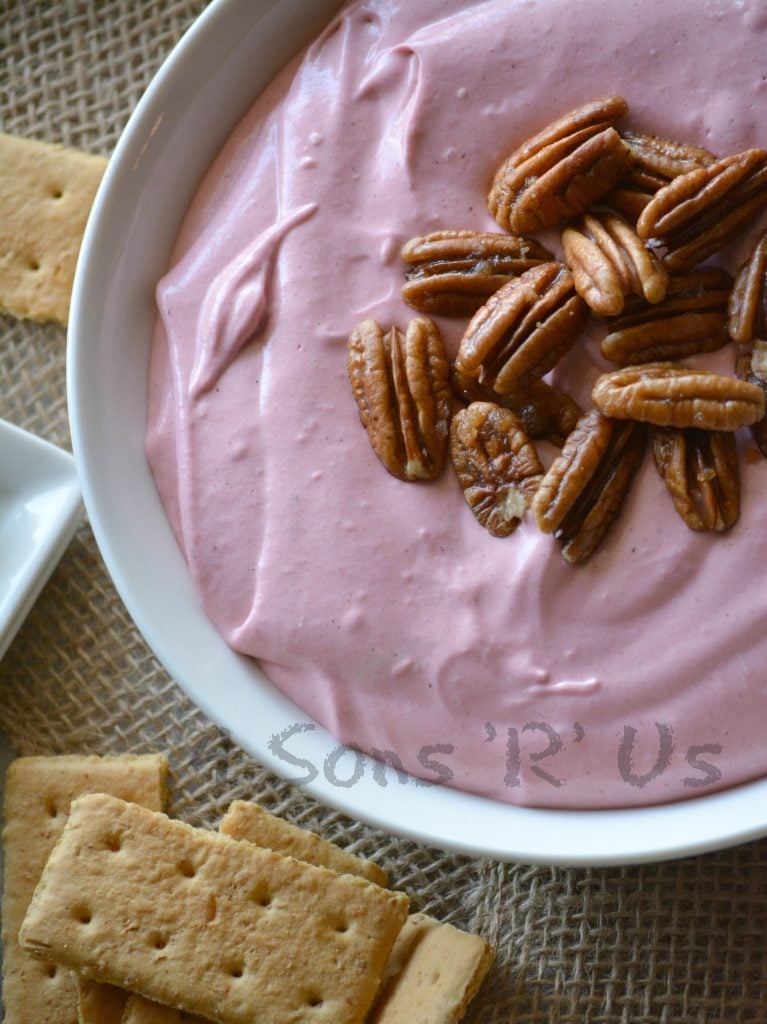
[1,2,767,1021]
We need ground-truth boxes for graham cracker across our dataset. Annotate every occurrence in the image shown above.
[1,754,168,1024]
[115,800,388,1024]
[219,800,388,886]
[77,977,131,1024]
[367,912,495,1024]
[0,132,107,325]
[19,794,409,1024]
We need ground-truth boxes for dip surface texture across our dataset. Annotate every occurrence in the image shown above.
[148,0,767,808]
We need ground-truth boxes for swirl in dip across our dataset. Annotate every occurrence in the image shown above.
[148,0,767,808]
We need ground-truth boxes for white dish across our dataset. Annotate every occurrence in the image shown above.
[0,420,82,661]
[67,0,767,865]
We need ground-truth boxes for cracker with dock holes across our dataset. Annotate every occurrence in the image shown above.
[1,755,168,1024]
[19,794,410,1024]
[0,132,107,325]
[81,800,387,1024]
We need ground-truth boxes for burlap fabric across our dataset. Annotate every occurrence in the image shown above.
[1,3,766,1021]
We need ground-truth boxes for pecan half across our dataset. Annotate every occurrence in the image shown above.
[637,148,767,271]
[605,131,717,221]
[603,166,670,223]
[488,96,631,233]
[592,362,765,430]
[401,230,553,317]
[531,410,646,564]
[736,341,767,456]
[652,427,739,532]
[450,402,543,537]
[347,318,451,481]
[561,210,668,316]
[455,263,589,394]
[601,268,732,364]
[621,130,717,180]
[728,229,767,344]
[451,366,581,447]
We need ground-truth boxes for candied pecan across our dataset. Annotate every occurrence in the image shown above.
[728,229,767,344]
[488,96,631,233]
[601,268,732,364]
[347,317,451,481]
[531,410,646,564]
[455,263,589,394]
[451,366,581,447]
[604,166,670,223]
[592,130,715,229]
[621,130,716,180]
[652,427,739,532]
[637,148,767,271]
[450,402,543,537]
[561,210,668,316]
[736,341,767,456]
[592,362,765,430]
[401,230,553,316]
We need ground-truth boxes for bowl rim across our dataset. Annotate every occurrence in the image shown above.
[67,0,767,866]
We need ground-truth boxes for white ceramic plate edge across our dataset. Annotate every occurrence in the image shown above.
[0,420,82,662]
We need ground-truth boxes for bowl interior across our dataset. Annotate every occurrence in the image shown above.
[67,0,767,865]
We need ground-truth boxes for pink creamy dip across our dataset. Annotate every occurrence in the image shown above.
[148,0,767,808]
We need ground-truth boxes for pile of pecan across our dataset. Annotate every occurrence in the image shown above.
[347,96,767,563]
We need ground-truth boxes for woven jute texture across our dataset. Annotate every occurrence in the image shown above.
[1,3,767,1022]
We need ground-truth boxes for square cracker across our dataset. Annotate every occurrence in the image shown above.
[0,132,107,325]
[19,794,409,1024]
[367,912,495,1024]
[219,800,388,886]
[1,754,168,1024]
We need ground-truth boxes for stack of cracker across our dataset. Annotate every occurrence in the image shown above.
[2,756,494,1024]
[1,755,169,1024]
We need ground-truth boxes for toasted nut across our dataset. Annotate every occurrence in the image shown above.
[736,341,767,456]
[450,402,543,537]
[728,229,767,344]
[605,132,715,221]
[652,427,739,532]
[488,96,631,233]
[532,410,646,564]
[592,362,765,430]
[401,230,553,316]
[621,130,717,180]
[451,365,581,447]
[562,210,668,316]
[601,268,732,364]
[637,148,767,271]
[455,263,589,394]
[603,166,670,222]
[347,318,451,481]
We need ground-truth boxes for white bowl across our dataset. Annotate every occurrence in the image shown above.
[67,0,767,866]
